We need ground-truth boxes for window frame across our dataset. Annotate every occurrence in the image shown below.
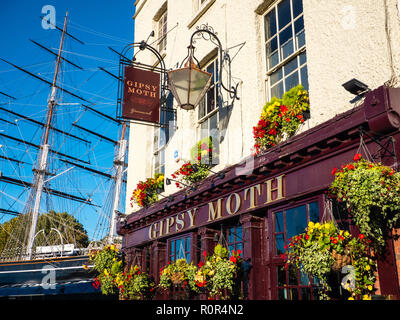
[157,9,168,53]
[197,57,220,165]
[263,0,308,100]
[269,195,323,300]
[167,233,192,263]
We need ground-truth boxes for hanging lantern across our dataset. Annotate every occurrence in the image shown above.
[167,59,212,111]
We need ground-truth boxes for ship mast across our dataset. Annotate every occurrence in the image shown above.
[108,122,127,242]
[26,12,69,260]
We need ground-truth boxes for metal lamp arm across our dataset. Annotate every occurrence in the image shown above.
[188,29,239,101]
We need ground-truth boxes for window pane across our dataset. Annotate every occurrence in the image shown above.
[283,57,298,76]
[170,240,175,257]
[309,202,319,223]
[292,0,303,19]
[265,8,277,40]
[275,233,284,255]
[206,86,215,113]
[301,287,311,300]
[300,65,309,91]
[271,81,284,99]
[286,205,307,241]
[266,37,279,69]
[270,67,283,85]
[278,288,287,300]
[279,26,294,59]
[275,211,284,232]
[278,0,291,30]
[277,266,286,286]
[289,288,299,300]
[299,269,310,285]
[288,265,298,285]
[285,71,299,92]
[186,236,191,250]
[209,112,218,133]
[236,226,242,241]
[228,227,234,242]
[294,15,304,34]
[198,99,206,119]
[207,62,215,83]
[299,51,307,66]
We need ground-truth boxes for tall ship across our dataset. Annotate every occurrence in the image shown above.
[0,12,128,299]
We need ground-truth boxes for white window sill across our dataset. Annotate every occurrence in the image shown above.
[187,0,216,29]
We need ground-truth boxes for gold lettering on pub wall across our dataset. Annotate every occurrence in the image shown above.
[264,175,284,204]
[208,198,222,222]
[226,193,241,215]
[147,174,285,240]
[244,184,261,210]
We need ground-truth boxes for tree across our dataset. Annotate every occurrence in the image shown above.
[0,210,89,256]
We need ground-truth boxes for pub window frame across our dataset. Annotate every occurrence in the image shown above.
[270,196,323,300]
[263,0,308,100]
[167,233,192,263]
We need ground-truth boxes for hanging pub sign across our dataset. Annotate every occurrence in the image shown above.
[122,66,160,123]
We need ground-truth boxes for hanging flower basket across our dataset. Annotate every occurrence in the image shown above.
[329,154,400,250]
[331,246,351,271]
[283,221,376,300]
[130,173,164,208]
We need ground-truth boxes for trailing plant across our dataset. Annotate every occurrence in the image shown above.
[197,244,243,299]
[87,245,156,300]
[130,173,164,208]
[88,244,123,296]
[329,154,400,250]
[159,258,198,292]
[116,265,156,300]
[253,85,310,154]
[283,221,376,300]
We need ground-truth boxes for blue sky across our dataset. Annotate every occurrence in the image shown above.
[0,1,135,242]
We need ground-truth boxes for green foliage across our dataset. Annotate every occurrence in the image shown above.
[329,155,400,250]
[253,85,310,154]
[284,221,376,300]
[0,210,89,256]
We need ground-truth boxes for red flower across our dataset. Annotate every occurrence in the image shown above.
[353,153,362,161]
[359,234,365,240]
[92,278,100,289]
[198,261,204,267]
[203,250,207,258]
[237,249,242,255]
[230,256,237,264]
[331,167,338,176]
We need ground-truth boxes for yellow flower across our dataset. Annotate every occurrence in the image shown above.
[110,245,115,251]
[344,231,350,237]
[208,270,215,276]
[367,285,373,291]
[104,269,109,276]
[365,265,371,271]
[362,295,371,300]
[348,297,354,300]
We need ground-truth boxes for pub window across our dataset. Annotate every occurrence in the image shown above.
[264,0,308,99]
[168,234,191,263]
[198,57,219,165]
[226,225,244,256]
[273,201,320,300]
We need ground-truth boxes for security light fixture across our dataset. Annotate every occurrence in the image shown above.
[342,78,370,96]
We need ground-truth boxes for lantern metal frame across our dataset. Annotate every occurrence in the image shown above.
[168,24,239,110]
